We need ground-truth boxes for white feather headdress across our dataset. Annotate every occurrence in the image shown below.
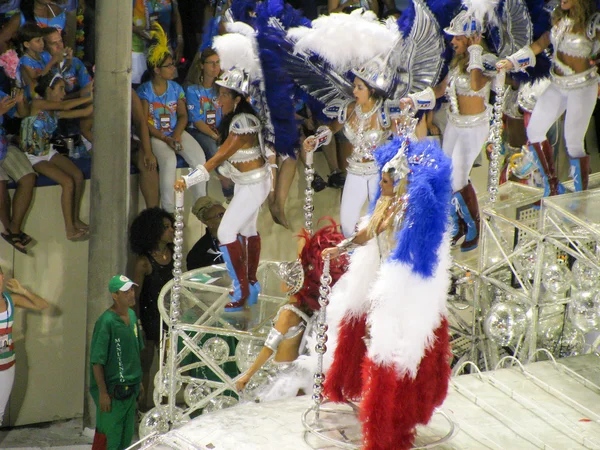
[288,10,400,74]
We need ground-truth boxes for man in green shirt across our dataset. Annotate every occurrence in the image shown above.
[90,275,144,450]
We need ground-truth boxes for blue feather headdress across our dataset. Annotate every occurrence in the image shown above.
[372,137,452,277]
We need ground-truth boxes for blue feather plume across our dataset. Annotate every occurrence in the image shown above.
[200,16,220,52]
[371,137,452,277]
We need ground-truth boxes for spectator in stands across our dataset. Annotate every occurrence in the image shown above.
[129,207,174,410]
[186,196,225,271]
[186,48,234,199]
[132,0,184,86]
[0,266,49,426]
[16,23,59,97]
[132,89,159,208]
[41,26,93,144]
[328,0,378,15]
[137,24,206,213]
[0,0,20,28]
[89,275,143,450]
[0,0,70,55]
[20,72,92,240]
[0,87,37,254]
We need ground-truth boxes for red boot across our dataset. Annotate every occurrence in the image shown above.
[246,234,261,306]
[219,240,250,312]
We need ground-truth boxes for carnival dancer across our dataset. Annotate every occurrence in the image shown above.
[235,219,347,399]
[174,67,269,312]
[497,0,599,193]
[293,7,446,237]
[322,136,452,450]
[441,6,499,251]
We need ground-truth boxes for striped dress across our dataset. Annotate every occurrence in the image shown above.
[0,292,15,371]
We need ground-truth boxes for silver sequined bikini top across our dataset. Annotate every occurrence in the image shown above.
[228,113,263,164]
[551,16,599,60]
[449,66,491,100]
[342,104,391,162]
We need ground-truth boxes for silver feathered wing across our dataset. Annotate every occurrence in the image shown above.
[496,0,533,58]
[393,0,446,99]
[271,19,355,119]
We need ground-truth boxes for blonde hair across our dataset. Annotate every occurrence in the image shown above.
[552,0,596,32]
[450,36,490,73]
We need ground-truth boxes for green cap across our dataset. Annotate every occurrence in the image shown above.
[108,275,137,293]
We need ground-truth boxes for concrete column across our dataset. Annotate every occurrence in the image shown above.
[84,0,133,426]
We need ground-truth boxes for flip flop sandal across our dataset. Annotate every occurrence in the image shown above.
[18,232,33,246]
[1,232,27,254]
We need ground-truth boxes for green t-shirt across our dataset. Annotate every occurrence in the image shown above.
[89,308,144,397]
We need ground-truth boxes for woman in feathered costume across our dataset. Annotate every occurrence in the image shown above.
[498,0,599,193]
[321,136,452,450]
[235,219,347,397]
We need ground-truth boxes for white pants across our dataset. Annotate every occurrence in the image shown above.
[151,131,206,213]
[443,120,490,192]
[217,176,271,245]
[0,366,15,426]
[340,172,380,237]
[527,82,596,158]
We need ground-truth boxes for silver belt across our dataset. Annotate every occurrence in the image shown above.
[447,105,491,128]
[346,159,379,176]
[227,163,271,185]
[551,66,598,90]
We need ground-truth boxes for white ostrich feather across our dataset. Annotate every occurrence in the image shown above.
[212,32,261,79]
[463,0,500,26]
[367,233,452,378]
[288,11,399,73]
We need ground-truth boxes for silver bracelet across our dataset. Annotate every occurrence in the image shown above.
[264,327,284,351]
[336,236,358,254]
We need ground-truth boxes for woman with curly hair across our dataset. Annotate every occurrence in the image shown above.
[129,207,174,409]
[235,219,347,394]
[498,0,599,193]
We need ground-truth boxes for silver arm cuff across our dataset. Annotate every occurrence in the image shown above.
[182,165,210,188]
[467,45,484,73]
[507,46,536,71]
[336,235,358,254]
[264,327,285,351]
[408,87,436,110]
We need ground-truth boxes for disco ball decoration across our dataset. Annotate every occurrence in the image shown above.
[483,302,528,347]
[139,405,187,438]
[568,290,600,333]
[515,248,536,280]
[235,338,264,372]
[571,260,600,291]
[542,263,572,295]
[558,324,585,357]
[203,337,230,365]
[154,370,182,396]
[184,382,212,407]
[203,395,238,413]
[537,305,565,350]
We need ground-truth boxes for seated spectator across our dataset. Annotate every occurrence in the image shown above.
[0,88,36,254]
[186,196,225,271]
[20,72,92,240]
[16,23,60,98]
[0,267,50,426]
[42,26,93,145]
[137,24,206,213]
[185,48,234,199]
[131,89,159,208]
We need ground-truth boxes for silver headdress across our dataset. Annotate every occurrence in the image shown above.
[351,45,399,96]
[215,68,251,96]
[271,260,305,296]
[444,10,481,36]
[382,143,411,183]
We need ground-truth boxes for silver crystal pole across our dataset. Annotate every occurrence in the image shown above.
[168,190,185,422]
[312,256,332,421]
[488,71,506,205]
[304,149,315,235]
